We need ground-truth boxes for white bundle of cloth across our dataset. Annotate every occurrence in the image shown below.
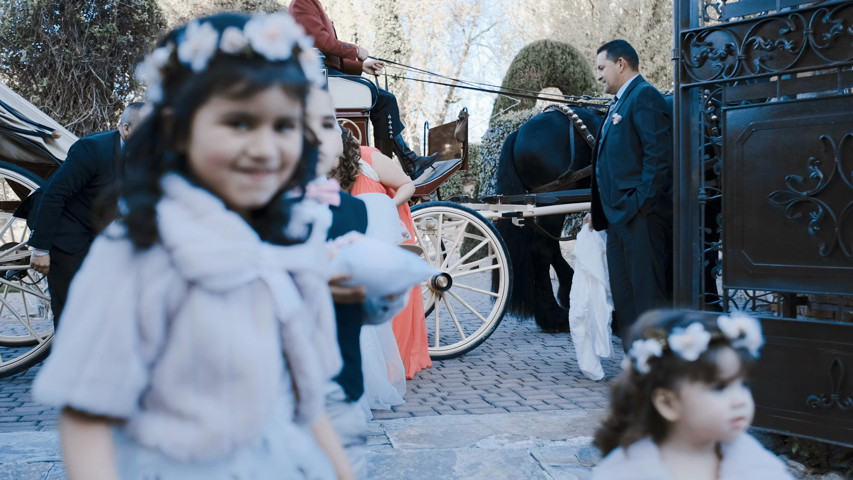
[567,226,613,381]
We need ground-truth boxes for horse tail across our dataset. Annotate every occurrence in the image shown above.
[493,130,537,319]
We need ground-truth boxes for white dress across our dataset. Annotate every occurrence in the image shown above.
[591,434,795,480]
[354,191,408,415]
[33,174,340,479]
[567,227,613,380]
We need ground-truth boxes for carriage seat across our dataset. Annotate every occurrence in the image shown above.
[327,75,376,110]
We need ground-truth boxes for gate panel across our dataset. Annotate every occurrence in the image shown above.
[674,0,853,445]
[722,96,853,294]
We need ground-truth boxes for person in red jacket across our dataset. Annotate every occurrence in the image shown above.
[289,0,439,180]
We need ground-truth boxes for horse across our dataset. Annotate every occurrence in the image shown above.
[494,105,605,332]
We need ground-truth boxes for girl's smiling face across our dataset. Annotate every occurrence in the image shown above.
[184,86,303,216]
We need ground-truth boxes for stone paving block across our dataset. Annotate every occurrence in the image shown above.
[369,447,549,480]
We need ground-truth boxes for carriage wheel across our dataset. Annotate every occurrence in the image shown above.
[411,202,512,359]
[0,161,53,378]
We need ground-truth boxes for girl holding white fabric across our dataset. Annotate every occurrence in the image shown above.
[33,12,351,480]
[592,309,793,480]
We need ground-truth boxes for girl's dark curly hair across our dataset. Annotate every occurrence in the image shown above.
[593,309,756,456]
[119,12,318,249]
[329,127,362,192]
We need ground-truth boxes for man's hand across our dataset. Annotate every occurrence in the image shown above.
[356,45,370,61]
[583,212,593,231]
[362,59,384,75]
[30,253,50,276]
[329,274,366,304]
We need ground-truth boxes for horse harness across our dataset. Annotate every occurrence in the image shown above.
[519,105,601,242]
[531,105,597,194]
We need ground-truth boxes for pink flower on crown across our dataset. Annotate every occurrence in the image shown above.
[178,21,219,72]
[219,26,248,54]
[718,311,764,357]
[668,322,711,361]
[244,13,299,61]
[628,338,663,374]
[611,113,623,125]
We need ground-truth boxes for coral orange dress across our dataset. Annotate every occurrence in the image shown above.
[350,146,432,379]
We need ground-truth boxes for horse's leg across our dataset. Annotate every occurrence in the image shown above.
[530,229,569,332]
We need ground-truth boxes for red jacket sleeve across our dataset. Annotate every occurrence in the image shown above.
[289,0,360,61]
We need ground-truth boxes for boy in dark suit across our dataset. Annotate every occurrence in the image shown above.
[588,40,673,344]
[28,102,144,325]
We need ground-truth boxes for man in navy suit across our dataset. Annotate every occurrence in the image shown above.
[28,102,144,325]
[588,40,673,344]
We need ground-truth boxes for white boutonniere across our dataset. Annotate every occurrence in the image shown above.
[611,113,622,125]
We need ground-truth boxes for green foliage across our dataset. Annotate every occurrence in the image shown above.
[0,0,166,136]
[435,143,482,200]
[158,0,284,29]
[786,437,853,476]
[755,432,853,477]
[491,40,599,118]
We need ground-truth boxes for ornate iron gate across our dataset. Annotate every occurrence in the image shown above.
[674,0,853,445]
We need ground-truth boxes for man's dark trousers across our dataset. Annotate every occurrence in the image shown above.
[47,248,88,325]
[605,212,671,339]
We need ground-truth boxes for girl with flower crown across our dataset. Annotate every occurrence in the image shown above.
[32,12,351,480]
[591,309,793,480]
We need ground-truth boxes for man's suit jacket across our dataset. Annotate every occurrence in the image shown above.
[327,192,370,401]
[590,75,673,231]
[29,130,120,254]
[289,0,363,75]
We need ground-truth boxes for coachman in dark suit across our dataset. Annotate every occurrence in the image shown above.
[589,40,673,344]
[28,103,143,325]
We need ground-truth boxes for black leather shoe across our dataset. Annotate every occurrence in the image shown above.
[392,134,440,180]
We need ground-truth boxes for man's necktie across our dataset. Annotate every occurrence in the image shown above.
[608,96,618,113]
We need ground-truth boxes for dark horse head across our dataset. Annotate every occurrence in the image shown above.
[493,105,605,332]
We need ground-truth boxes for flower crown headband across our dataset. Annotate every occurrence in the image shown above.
[626,311,764,375]
[136,12,324,105]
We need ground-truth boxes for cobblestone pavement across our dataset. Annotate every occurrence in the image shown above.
[373,314,624,420]
[0,314,847,479]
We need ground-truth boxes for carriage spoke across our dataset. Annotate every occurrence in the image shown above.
[0,296,45,342]
[448,238,490,271]
[432,293,441,348]
[441,294,466,340]
[450,252,500,275]
[452,264,501,278]
[447,290,489,324]
[452,282,501,298]
[440,219,469,270]
[0,277,50,301]
[413,223,434,265]
[0,217,16,241]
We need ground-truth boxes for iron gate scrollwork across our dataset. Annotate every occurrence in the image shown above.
[674,0,853,446]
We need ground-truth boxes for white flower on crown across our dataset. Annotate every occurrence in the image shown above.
[178,20,219,72]
[244,12,300,61]
[136,45,172,103]
[220,26,248,54]
[628,338,663,374]
[718,311,764,357]
[668,322,712,361]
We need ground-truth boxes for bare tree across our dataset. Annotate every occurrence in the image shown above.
[0,0,166,136]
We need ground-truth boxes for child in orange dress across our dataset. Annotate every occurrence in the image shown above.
[331,129,432,379]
